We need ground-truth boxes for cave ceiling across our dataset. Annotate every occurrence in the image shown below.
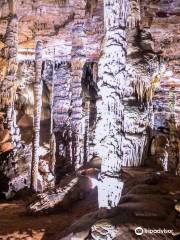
[0,0,104,61]
[0,0,179,123]
[0,0,179,61]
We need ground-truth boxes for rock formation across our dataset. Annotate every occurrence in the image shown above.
[31,41,43,192]
[0,0,180,238]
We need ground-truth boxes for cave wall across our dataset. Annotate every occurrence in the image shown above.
[140,0,180,128]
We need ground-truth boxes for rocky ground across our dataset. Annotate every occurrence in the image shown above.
[0,190,98,240]
[0,167,180,240]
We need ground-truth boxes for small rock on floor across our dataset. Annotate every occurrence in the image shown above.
[175,202,180,213]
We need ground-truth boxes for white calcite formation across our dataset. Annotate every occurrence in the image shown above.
[93,0,159,208]
[93,0,128,208]
[0,0,180,206]
[94,0,128,173]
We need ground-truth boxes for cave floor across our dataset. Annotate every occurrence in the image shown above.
[0,167,180,240]
[0,190,98,240]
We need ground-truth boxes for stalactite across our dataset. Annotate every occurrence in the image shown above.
[133,69,163,104]
[127,0,141,28]
[122,34,166,169]
[53,62,71,130]
[127,55,165,105]
[31,41,43,192]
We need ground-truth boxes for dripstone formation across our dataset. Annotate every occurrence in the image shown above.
[0,0,180,216]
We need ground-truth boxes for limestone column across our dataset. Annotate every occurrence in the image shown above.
[94,0,129,209]
[2,10,19,147]
[31,41,43,192]
[53,62,72,176]
[71,0,87,170]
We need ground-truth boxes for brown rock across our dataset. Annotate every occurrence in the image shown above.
[17,114,33,128]
[0,112,5,117]
[69,230,90,240]
[0,142,13,153]
[0,41,6,49]
[0,129,11,144]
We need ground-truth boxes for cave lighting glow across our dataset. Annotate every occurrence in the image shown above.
[90,176,124,209]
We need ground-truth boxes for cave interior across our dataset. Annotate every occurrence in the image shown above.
[0,0,180,239]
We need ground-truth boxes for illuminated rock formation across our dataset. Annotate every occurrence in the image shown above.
[93,0,128,208]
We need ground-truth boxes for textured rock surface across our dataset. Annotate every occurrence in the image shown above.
[31,41,43,192]
[57,169,180,240]
[0,0,104,61]
[28,176,79,213]
[0,1,179,239]
[0,144,31,199]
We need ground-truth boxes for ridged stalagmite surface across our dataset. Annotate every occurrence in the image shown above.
[31,41,43,192]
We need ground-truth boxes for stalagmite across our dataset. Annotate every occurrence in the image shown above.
[31,41,43,192]
[127,0,141,28]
